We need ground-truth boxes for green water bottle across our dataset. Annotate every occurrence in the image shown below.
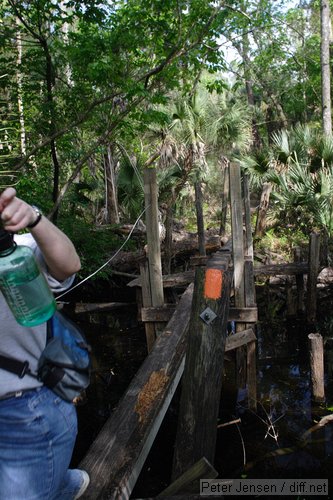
[0,229,56,326]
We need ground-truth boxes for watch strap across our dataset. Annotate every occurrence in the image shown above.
[27,205,42,229]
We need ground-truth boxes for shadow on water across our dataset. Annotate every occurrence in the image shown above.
[70,283,333,499]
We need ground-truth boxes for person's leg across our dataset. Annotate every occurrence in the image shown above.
[58,469,90,499]
[0,386,81,500]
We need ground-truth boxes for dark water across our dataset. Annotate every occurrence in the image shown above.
[70,304,148,465]
[70,285,333,499]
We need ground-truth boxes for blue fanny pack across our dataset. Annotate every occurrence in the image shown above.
[0,311,91,403]
[37,311,91,402]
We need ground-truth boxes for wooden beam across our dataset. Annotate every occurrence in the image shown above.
[74,302,135,314]
[127,270,196,289]
[253,262,308,276]
[141,305,176,322]
[79,284,194,499]
[229,161,245,305]
[144,166,164,311]
[157,457,218,497]
[128,261,311,291]
[307,232,320,324]
[243,174,254,260]
[225,328,256,352]
[228,307,258,322]
[172,253,231,479]
[140,260,156,353]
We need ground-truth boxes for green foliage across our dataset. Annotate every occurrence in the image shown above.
[1,0,331,277]
[258,127,333,240]
[117,156,144,220]
[59,217,135,280]
[255,226,307,262]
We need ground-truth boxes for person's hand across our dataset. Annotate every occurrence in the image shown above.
[0,188,37,232]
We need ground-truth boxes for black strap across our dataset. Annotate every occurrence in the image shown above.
[0,354,36,379]
[39,365,64,389]
[0,317,53,379]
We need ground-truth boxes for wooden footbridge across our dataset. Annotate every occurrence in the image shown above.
[79,163,321,499]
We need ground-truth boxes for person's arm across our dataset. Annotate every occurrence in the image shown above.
[0,188,81,281]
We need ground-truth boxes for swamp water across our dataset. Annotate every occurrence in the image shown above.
[70,285,333,499]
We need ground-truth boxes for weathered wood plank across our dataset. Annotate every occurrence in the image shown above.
[129,262,312,291]
[243,175,254,260]
[79,284,194,500]
[225,328,256,352]
[228,307,258,322]
[253,262,308,275]
[229,161,245,305]
[308,332,325,403]
[306,232,320,324]
[157,457,218,497]
[141,306,256,324]
[144,167,164,311]
[127,270,195,288]
[172,254,231,479]
[140,260,156,353]
[73,302,135,314]
[141,305,176,322]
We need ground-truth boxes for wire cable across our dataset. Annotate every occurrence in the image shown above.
[56,205,148,300]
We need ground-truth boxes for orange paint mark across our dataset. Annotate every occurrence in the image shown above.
[204,268,223,299]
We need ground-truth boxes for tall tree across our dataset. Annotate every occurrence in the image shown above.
[320,0,332,136]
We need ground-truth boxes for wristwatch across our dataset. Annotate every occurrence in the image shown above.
[27,205,43,229]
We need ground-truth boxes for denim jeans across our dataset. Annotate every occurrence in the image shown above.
[0,386,82,499]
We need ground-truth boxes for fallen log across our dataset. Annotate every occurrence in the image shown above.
[73,302,135,314]
[108,235,221,273]
[128,270,195,289]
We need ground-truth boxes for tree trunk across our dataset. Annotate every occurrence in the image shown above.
[104,145,119,224]
[321,0,332,136]
[255,182,272,238]
[41,37,60,222]
[242,32,261,148]
[15,19,26,157]
[194,180,206,256]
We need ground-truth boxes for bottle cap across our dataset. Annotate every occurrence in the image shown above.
[0,229,14,252]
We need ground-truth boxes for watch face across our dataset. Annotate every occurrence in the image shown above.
[32,205,41,215]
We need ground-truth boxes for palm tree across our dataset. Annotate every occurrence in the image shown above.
[241,124,333,239]
[158,82,252,255]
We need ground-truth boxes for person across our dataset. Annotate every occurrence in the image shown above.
[0,187,90,500]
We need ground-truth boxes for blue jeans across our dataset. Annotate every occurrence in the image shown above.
[0,386,82,499]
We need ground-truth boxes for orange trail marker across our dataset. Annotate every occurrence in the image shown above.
[204,269,223,300]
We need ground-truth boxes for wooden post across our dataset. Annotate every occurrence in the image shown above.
[172,252,231,480]
[194,181,206,256]
[140,260,156,353]
[144,167,164,333]
[229,162,246,387]
[294,247,305,314]
[243,174,253,260]
[219,159,229,237]
[306,232,320,324]
[247,340,256,409]
[229,162,245,306]
[308,333,325,403]
[243,173,257,410]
